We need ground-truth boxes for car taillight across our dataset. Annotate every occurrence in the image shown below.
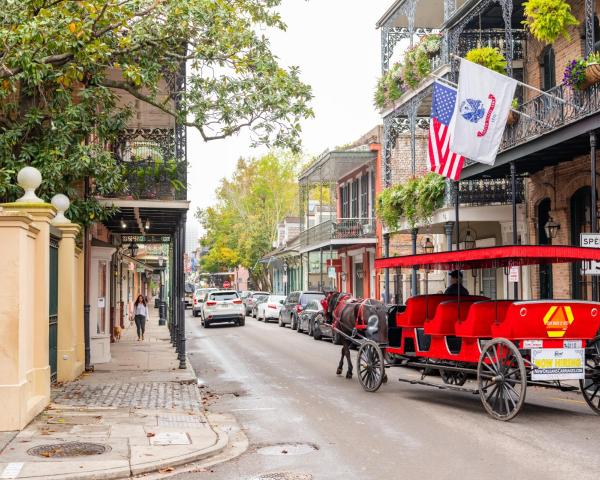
[268,304,277,309]
[193,299,197,304]
[232,299,242,304]
[206,301,217,306]
[295,305,303,313]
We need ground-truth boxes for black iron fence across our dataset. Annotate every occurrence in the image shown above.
[457,29,526,60]
[299,218,377,248]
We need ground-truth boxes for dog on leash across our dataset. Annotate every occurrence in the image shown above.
[113,325,122,342]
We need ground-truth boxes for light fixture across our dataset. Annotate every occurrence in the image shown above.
[464,228,476,249]
[145,219,150,230]
[341,271,347,282]
[121,219,127,229]
[421,237,434,254]
[128,240,139,258]
[544,217,560,240]
[282,260,288,273]
[158,254,164,267]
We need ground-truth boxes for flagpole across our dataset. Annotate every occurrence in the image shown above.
[449,53,571,106]
[430,74,557,129]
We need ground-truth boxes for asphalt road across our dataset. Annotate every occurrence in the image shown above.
[178,310,600,480]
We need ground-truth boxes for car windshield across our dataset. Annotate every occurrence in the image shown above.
[210,292,239,301]
[185,283,195,294]
[252,292,269,298]
[301,293,325,306]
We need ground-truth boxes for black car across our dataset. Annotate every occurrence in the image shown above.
[279,291,325,330]
[297,299,324,335]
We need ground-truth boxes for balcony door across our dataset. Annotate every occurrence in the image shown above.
[537,198,553,299]
[571,187,592,300]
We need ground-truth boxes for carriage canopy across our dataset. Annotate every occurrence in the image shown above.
[375,245,600,271]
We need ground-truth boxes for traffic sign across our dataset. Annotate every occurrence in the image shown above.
[223,281,231,288]
[580,233,600,275]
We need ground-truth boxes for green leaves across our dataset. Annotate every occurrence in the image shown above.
[465,47,507,74]
[377,173,445,230]
[522,0,579,45]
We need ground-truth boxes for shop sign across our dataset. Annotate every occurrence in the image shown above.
[580,233,600,275]
[531,348,585,381]
[121,234,171,244]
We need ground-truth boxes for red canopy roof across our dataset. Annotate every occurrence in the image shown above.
[375,245,600,271]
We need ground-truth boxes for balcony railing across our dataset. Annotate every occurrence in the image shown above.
[457,29,526,60]
[444,177,525,206]
[501,81,600,152]
[299,218,377,248]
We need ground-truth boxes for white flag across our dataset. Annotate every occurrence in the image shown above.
[449,58,517,165]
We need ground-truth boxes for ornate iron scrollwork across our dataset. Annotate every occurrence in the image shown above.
[585,0,595,56]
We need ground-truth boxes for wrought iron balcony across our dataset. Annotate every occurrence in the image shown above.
[457,29,525,61]
[444,177,525,206]
[104,128,187,201]
[299,218,377,249]
[501,82,600,152]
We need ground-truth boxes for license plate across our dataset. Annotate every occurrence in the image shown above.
[531,348,585,381]
[563,340,582,349]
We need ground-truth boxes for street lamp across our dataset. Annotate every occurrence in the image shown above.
[145,219,150,230]
[158,254,164,267]
[544,217,560,241]
[128,240,139,258]
[463,229,476,250]
[421,237,434,254]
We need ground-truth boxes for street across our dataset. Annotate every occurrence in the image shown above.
[179,310,600,480]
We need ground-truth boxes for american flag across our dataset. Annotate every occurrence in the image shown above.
[428,81,464,181]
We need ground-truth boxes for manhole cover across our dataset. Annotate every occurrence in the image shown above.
[248,474,313,480]
[256,443,317,456]
[28,442,109,458]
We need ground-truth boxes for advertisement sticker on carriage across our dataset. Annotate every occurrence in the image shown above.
[531,348,585,381]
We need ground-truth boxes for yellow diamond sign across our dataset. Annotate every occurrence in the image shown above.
[543,306,574,338]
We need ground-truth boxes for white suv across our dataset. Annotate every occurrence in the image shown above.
[201,290,245,327]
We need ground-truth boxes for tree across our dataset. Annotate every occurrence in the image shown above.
[0,0,312,224]
[198,152,299,289]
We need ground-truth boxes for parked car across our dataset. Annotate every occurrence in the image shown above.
[251,294,268,318]
[297,298,326,335]
[201,290,245,327]
[192,288,217,317]
[184,283,195,309]
[256,294,286,322]
[279,291,325,330]
[243,291,269,316]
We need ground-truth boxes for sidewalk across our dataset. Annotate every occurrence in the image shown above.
[0,314,228,479]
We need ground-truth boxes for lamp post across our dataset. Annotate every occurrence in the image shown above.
[463,228,476,250]
[158,254,166,325]
[421,238,434,295]
[283,260,289,295]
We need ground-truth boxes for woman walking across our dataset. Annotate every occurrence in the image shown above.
[134,295,148,341]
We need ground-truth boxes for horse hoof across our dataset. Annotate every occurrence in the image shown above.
[336,368,342,375]
[346,372,353,379]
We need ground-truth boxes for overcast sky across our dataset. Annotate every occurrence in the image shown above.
[187,0,392,232]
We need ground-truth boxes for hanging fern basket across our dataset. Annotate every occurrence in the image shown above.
[580,64,600,90]
[506,110,520,126]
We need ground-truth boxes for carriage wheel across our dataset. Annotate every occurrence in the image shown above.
[358,341,385,393]
[440,369,467,386]
[477,338,526,421]
[580,335,600,415]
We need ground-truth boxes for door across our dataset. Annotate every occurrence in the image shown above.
[354,262,364,298]
[98,261,107,334]
[571,187,592,300]
[49,236,59,384]
[537,198,553,299]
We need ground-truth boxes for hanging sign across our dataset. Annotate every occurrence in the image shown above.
[121,234,171,244]
[327,267,336,279]
[531,348,585,381]
[508,266,519,283]
[580,233,600,275]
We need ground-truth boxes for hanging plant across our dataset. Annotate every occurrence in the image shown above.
[564,52,600,90]
[403,45,431,89]
[421,34,442,58]
[376,173,445,231]
[465,47,507,74]
[374,62,405,109]
[522,0,579,45]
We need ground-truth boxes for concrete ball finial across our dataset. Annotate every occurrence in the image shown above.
[51,193,70,225]
[16,166,43,203]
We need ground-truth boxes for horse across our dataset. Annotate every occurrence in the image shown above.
[324,291,389,380]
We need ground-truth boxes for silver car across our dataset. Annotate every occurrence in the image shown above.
[201,290,245,327]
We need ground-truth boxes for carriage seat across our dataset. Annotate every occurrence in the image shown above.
[455,300,513,338]
[490,300,600,339]
[424,297,488,336]
[395,294,458,327]
[396,294,488,328]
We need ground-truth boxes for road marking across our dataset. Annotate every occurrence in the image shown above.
[1,463,24,479]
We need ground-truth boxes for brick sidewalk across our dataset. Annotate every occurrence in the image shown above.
[0,312,228,479]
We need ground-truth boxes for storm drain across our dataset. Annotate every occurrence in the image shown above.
[248,474,313,480]
[28,442,109,458]
[256,443,317,456]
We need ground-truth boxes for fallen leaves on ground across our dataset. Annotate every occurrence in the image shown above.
[158,467,174,473]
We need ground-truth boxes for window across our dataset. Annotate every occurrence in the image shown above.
[360,174,369,219]
[341,184,350,218]
[210,292,239,301]
[351,179,359,218]
[541,46,555,91]
[300,292,325,306]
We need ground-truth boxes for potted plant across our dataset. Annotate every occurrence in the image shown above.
[522,0,579,45]
[403,45,431,89]
[565,52,600,90]
[420,34,442,59]
[374,63,404,109]
[507,98,520,126]
[465,47,507,74]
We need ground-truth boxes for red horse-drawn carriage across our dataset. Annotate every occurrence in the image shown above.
[333,245,600,421]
